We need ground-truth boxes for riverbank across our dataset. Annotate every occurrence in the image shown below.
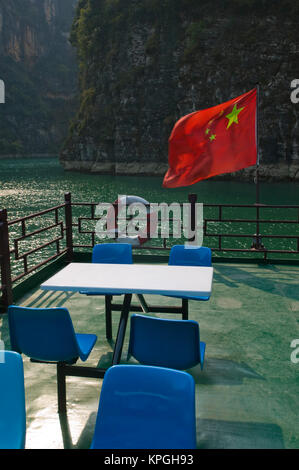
[60,159,299,182]
[1,154,299,182]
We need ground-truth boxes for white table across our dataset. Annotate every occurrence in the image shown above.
[40,262,213,376]
[41,262,213,297]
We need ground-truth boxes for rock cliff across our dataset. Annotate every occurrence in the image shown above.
[61,0,299,181]
[0,0,78,155]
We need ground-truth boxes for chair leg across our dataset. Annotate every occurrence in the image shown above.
[182,299,189,320]
[112,293,132,365]
[57,363,67,414]
[105,295,113,340]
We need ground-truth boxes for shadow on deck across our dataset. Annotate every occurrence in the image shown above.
[1,262,298,449]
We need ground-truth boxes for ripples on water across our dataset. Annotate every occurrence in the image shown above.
[1,157,299,279]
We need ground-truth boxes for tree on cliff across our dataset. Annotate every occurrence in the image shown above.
[61,0,299,178]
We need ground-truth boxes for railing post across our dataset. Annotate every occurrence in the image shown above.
[251,204,265,251]
[0,209,13,309]
[64,193,73,262]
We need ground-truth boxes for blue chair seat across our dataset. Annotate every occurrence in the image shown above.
[0,351,26,449]
[8,305,97,413]
[8,306,97,364]
[128,314,205,371]
[91,365,196,449]
[75,333,97,362]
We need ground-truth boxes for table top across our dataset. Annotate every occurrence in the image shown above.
[40,263,213,297]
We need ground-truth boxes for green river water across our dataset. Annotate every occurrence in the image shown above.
[0,157,299,279]
[1,157,299,216]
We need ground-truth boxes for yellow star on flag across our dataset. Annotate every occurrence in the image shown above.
[225,103,245,129]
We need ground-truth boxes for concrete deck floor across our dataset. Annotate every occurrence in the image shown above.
[0,262,298,449]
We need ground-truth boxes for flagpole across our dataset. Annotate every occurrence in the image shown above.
[255,82,260,205]
[252,82,264,250]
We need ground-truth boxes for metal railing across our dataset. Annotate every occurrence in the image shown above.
[203,202,299,259]
[69,195,299,258]
[0,193,73,309]
[1,192,299,310]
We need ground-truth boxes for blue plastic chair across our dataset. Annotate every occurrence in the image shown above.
[91,365,196,449]
[136,245,212,321]
[80,243,133,340]
[0,351,26,449]
[8,305,97,413]
[128,314,205,370]
[80,243,133,295]
[167,245,212,301]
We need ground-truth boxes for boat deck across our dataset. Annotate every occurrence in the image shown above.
[0,262,298,449]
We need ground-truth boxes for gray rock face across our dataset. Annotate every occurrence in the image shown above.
[61,0,299,181]
[0,0,78,155]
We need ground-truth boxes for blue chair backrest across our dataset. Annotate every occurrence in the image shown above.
[169,245,212,267]
[128,315,201,370]
[92,243,133,264]
[8,306,80,363]
[91,365,196,449]
[0,351,26,449]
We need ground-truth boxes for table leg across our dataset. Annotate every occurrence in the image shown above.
[105,294,113,340]
[182,299,189,320]
[112,293,132,365]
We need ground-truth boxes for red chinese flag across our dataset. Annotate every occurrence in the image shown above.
[163,88,257,188]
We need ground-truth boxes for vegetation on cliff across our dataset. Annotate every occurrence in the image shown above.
[62,0,299,176]
[0,0,78,155]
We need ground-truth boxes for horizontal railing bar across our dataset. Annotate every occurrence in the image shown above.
[71,202,156,208]
[72,243,299,254]
[204,233,299,239]
[82,231,184,238]
[72,244,94,249]
[71,202,299,209]
[133,245,298,253]
[11,249,67,284]
[70,202,99,206]
[15,236,63,260]
[71,201,299,208]
[211,248,299,253]
[203,204,299,209]
[7,204,66,226]
[72,244,170,250]
[14,221,64,242]
[206,219,299,224]
[78,218,297,225]
[133,245,170,250]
